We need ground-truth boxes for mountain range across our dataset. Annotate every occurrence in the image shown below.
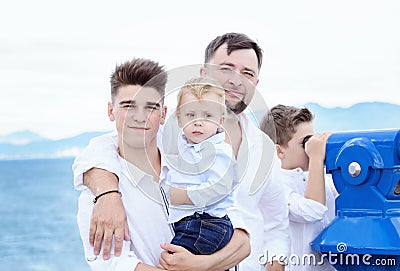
[0,102,399,160]
[305,102,400,132]
[0,131,109,160]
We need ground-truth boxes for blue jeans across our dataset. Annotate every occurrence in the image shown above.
[171,212,233,255]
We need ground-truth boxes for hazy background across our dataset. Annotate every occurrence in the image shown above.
[1,0,399,140]
[1,2,399,269]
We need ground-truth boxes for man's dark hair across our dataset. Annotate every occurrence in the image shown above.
[204,32,263,70]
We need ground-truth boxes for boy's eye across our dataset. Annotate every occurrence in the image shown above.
[243,71,255,78]
[145,105,158,110]
[186,113,195,117]
[123,104,135,109]
[205,113,213,118]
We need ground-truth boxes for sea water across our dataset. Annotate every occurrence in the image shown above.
[0,158,89,271]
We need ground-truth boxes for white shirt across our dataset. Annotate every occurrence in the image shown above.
[281,168,338,271]
[76,150,174,271]
[73,112,290,271]
[226,113,290,270]
[163,131,238,223]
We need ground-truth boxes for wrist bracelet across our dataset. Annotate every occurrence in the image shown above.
[93,190,121,204]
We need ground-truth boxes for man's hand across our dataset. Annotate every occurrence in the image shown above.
[158,243,208,271]
[90,192,130,259]
[83,168,130,260]
[265,261,285,271]
[158,229,250,271]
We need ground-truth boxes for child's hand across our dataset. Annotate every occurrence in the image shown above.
[305,131,332,161]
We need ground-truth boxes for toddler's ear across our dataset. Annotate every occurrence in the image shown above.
[200,66,207,77]
[220,115,225,125]
[160,106,167,125]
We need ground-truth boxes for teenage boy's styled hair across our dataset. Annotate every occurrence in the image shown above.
[176,77,225,116]
[110,58,167,102]
[204,32,263,70]
[260,104,314,146]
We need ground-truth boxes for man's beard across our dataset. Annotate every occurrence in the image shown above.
[227,100,248,114]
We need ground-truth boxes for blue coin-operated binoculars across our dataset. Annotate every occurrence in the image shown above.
[311,129,400,270]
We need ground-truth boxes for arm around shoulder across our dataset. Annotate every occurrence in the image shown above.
[74,132,129,260]
[72,131,120,190]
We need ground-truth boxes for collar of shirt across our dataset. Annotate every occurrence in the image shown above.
[281,167,309,180]
[235,112,259,167]
[118,154,168,204]
[282,167,303,174]
[119,156,147,187]
[118,153,166,187]
[238,112,259,149]
[180,130,226,153]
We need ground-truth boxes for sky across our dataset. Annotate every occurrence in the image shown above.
[1,0,399,140]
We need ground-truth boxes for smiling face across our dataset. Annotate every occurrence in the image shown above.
[202,44,259,114]
[108,84,166,154]
[177,91,225,144]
